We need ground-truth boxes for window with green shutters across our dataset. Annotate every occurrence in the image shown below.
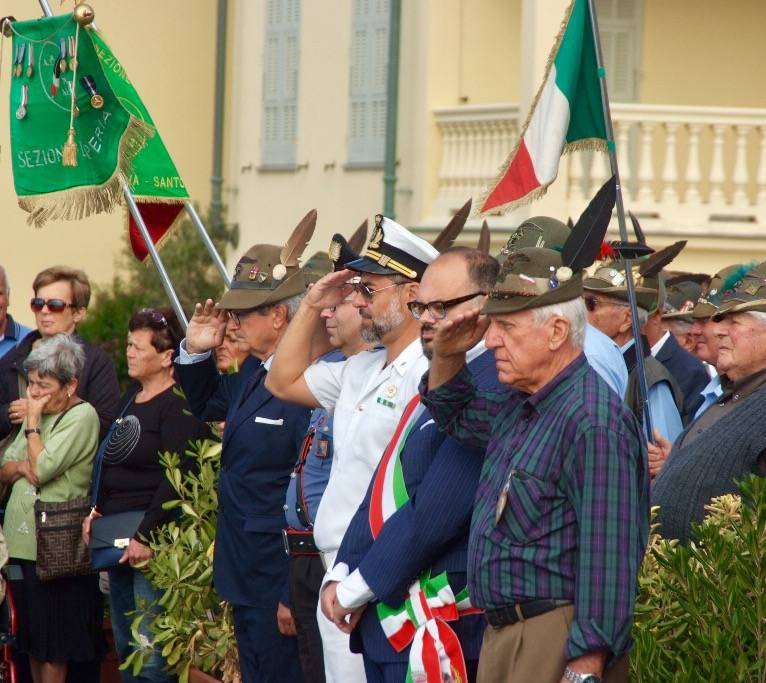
[348,0,390,166]
[262,0,301,167]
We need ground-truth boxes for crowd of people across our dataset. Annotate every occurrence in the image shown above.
[0,194,764,683]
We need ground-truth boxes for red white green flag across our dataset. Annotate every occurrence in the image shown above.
[478,0,607,215]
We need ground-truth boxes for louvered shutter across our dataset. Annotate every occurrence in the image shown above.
[348,0,390,164]
[262,0,301,165]
[594,0,640,102]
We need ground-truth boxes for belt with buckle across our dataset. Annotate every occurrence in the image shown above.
[282,528,319,556]
[485,599,571,628]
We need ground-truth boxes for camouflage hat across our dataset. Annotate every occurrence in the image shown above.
[483,247,582,315]
[711,261,766,320]
[497,216,570,270]
[661,274,710,321]
[219,209,316,310]
[692,264,745,319]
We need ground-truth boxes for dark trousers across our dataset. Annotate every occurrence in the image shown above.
[363,657,479,682]
[232,603,303,683]
[288,555,326,683]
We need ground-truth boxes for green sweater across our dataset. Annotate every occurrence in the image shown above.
[2,402,99,561]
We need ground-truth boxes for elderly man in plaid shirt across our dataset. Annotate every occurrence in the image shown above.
[420,243,649,683]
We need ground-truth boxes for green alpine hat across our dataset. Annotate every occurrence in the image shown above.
[692,263,745,319]
[711,261,766,320]
[302,251,333,286]
[483,247,582,315]
[219,209,317,310]
[661,274,710,321]
[583,261,658,311]
[497,216,570,271]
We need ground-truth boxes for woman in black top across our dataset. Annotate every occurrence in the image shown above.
[83,309,209,683]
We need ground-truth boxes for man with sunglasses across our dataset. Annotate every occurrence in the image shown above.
[320,247,501,682]
[267,216,438,682]
[175,213,319,683]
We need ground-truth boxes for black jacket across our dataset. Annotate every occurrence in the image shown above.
[0,330,120,441]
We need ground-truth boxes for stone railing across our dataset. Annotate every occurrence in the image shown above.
[431,102,766,235]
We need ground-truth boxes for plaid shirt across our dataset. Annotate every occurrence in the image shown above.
[421,354,649,661]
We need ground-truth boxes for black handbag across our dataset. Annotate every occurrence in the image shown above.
[87,393,147,570]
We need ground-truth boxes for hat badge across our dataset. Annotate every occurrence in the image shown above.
[369,219,384,250]
[248,264,261,281]
[234,263,242,279]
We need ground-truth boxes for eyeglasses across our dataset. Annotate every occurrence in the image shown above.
[140,308,168,327]
[583,294,630,313]
[228,304,272,325]
[345,280,403,301]
[30,297,76,313]
[407,292,486,320]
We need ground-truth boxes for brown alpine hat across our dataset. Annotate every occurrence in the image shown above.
[691,263,746,319]
[483,176,618,315]
[661,273,710,321]
[219,209,317,310]
[497,216,571,269]
[583,261,659,312]
[711,261,766,320]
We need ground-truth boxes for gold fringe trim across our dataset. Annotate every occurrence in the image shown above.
[19,115,156,228]
[473,0,586,219]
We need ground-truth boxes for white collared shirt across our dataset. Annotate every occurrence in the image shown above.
[650,331,671,357]
[305,337,428,554]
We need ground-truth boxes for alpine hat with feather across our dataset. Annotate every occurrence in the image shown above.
[483,176,617,315]
[219,209,317,310]
[691,264,746,319]
[711,261,766,320]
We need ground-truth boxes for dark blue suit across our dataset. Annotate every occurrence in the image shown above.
[176,354,311,683]
[655,333,709,422]
[335,350,501,682]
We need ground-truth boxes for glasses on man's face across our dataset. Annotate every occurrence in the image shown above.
[345,280,402,302]
[227,304,272,326]
[583,294,629,313]
[407,292,486,321]
[30,297,75,314]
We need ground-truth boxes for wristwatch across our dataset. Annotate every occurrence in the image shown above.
[24,427,41,438]
[563,666,602,683]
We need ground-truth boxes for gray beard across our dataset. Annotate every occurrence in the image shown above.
[360,297,406,343]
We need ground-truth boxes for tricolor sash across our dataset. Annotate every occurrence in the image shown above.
[367,395,481,681]
[377,572,482,683]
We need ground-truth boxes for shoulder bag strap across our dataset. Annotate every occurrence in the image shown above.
[90,392,138,509]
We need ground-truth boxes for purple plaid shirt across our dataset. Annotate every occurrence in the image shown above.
[421,354,649,661]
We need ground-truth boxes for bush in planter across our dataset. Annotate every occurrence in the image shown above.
[122,439,241,683]
[631,475,766,682]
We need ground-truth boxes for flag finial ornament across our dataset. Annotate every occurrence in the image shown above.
[73,3,95,27]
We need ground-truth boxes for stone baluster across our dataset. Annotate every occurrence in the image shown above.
[684,123,703,205]
[616,120,632,200]
[708,124,727,206]
[731,124,751,209]
[437,123,455,197]
[636,122,655,204]
[661,122,680,204]
[757,125,766,207]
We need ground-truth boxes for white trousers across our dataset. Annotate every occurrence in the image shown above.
[316,558,367,683]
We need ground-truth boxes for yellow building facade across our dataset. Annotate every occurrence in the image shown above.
[1,0,217,326]
[227,0,766,278]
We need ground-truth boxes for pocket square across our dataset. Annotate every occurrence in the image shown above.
[419,419,435,430]
[255,416,284,426]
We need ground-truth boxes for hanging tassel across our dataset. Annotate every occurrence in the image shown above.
[62,128,78,166]
[62,22,81,168]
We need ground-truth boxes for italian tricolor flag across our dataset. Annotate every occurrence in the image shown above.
[479,0,607,214]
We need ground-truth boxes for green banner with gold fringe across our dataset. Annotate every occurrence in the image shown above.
[9,12,189,260]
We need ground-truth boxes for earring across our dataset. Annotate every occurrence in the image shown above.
[67,392,72,398]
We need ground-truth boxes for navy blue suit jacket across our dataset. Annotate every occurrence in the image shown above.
[655,333,708,421]
[335,350,502,664]
[176,354,311,607]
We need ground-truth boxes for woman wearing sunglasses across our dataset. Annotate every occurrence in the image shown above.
[82,308,210,683]
[0,266,120,448]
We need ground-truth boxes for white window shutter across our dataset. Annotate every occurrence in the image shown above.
[348,0,390,164]
[262,0,302,165]
[594,0,641,102]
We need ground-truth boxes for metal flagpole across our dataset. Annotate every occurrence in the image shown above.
[185,202,231,287]
[586,0,654,440]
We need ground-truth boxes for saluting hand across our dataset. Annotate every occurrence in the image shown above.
[304,269,355,311]
[186,299,228,354]
[431,307,489,359]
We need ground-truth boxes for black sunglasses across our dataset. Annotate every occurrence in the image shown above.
[30,297,76,313]
[407,292,486,320]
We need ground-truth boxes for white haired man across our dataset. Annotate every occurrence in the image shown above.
[420,247,649,683]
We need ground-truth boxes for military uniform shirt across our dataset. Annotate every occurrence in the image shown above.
[305,338,428,555]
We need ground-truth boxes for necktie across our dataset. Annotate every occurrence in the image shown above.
[239,365,267,408]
